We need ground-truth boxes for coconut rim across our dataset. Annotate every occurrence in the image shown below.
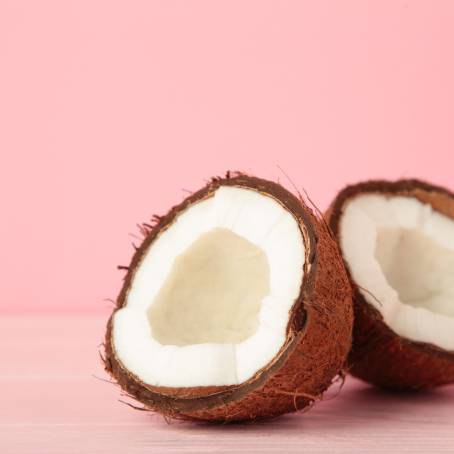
[328,178,454,362]
[105,173,320,412]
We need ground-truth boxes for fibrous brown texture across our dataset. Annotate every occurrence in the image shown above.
[103,173,353,421]
[327,179,454,390]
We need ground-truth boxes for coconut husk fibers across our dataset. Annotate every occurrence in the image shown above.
[103,173,353,422]
[327,179,454,390]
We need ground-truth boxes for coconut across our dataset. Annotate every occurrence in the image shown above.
[327,179,454,390]
[103,173,353,422]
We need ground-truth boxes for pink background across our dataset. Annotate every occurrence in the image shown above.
[1,0,453,315]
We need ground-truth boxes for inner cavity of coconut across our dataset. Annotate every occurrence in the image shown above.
[148,228,269,346]
[113,186,305,387]
[340,194,454,350]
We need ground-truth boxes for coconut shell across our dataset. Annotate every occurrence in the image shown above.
[103,173,353,421]
[327,179,454,390]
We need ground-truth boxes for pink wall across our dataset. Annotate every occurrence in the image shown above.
[1,1,453,314]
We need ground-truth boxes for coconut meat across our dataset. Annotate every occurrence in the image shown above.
[113,187,305,387]
[340,194,454,350]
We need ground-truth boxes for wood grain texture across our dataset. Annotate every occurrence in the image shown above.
[1,316,453,453]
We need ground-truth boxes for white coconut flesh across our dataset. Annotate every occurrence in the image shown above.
[340,194,454,350]
[113,186,305,387]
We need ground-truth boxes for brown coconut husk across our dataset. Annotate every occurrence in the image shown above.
[327,179,454,390]
[103,173,353,421]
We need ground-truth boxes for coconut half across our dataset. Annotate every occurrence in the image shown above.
[103,173,353,421]
[327,179,454,390]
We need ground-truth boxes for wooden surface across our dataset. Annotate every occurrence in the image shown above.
[1,315,453,453]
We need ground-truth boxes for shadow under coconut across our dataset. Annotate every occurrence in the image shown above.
[315,379,454,429]
[109,382,454,454]
[351,382,454,404]
[164,379,454,435]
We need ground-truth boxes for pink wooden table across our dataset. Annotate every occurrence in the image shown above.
[2,315,453,453]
